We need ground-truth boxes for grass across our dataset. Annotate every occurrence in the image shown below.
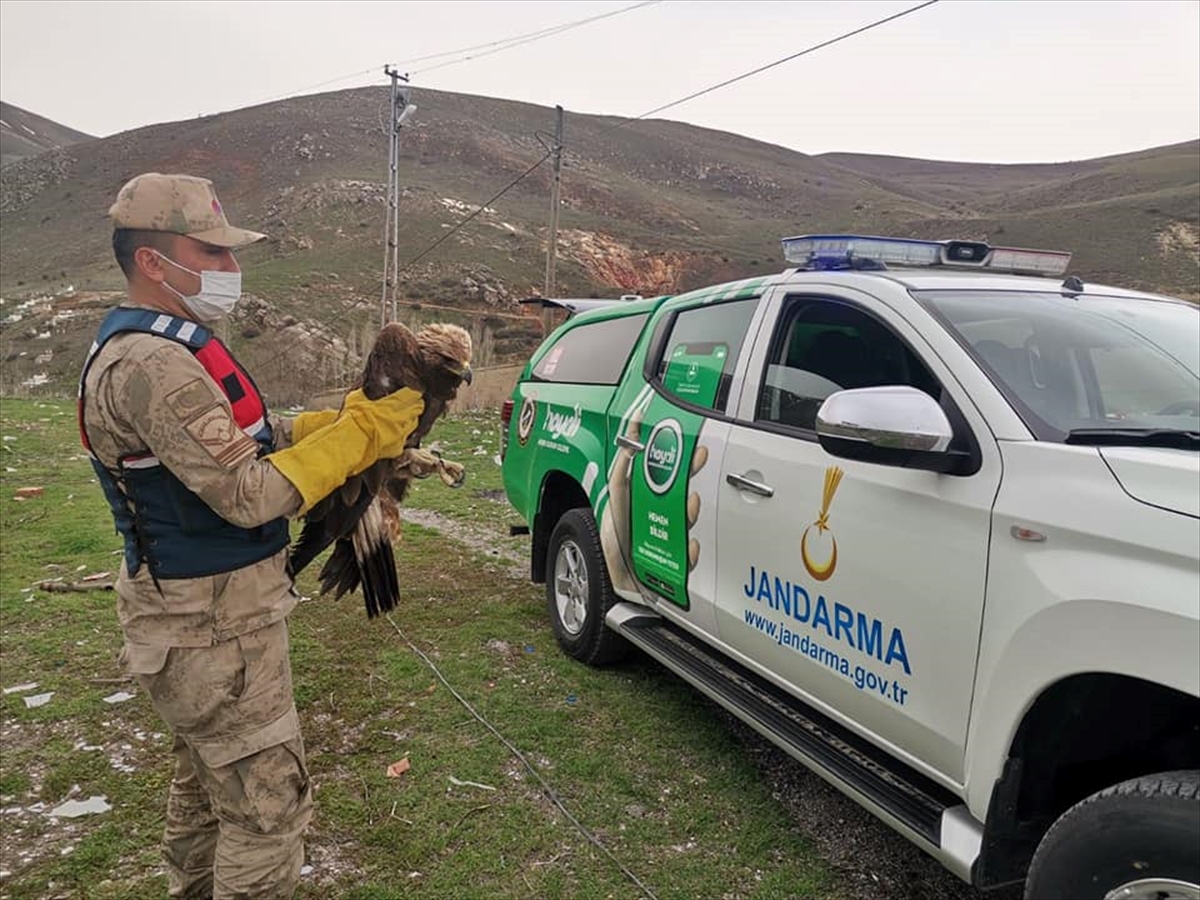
[0,397,837,899]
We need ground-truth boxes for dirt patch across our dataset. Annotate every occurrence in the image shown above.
[558,229,705,296]
[398,508,526,579]
[1156,220,1200,264]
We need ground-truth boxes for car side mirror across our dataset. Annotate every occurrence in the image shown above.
[816,386,970,474]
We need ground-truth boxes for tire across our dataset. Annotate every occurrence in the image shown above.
[1024,770,1200,900]
[545,508,629,666]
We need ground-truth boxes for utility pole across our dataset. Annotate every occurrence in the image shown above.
[542,105,564,335]
[381,66,416,327]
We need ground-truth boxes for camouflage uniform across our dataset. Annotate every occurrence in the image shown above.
[84,312,313,899]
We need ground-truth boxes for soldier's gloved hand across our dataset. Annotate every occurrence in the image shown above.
[290,407,340,444]
[340,389,424,460]
[268,387,425,513]
[291,387,417,446]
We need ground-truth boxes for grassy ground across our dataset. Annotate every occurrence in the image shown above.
[0,398,836,900]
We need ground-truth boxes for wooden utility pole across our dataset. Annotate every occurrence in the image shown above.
[542,105,564,335]
[381,65,414,327]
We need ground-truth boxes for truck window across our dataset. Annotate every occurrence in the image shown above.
[757,297,940,431]
[532,313,649,385]
[653,298,757,411]
[918,289,1200,438]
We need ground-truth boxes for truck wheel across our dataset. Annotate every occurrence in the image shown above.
[1024,770,1200,900]
[545,508,629,666]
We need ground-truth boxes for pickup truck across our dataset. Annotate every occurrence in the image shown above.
[500,234,1200,899]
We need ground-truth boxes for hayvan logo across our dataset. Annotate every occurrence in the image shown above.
[643,419,683,495]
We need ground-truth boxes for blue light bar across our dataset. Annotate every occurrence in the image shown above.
[780,234,1072,276]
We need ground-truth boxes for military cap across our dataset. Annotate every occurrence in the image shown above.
[109,172,266,248]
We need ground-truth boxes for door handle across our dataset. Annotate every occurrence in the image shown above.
[616,434,645,453]
[726,472,774,498]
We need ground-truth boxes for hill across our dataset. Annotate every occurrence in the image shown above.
[0,101,94,167]
[0,86,1196,404]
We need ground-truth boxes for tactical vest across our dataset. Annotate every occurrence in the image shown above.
[79,308,290,580]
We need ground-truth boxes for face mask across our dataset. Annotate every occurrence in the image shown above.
[155,252,242,322]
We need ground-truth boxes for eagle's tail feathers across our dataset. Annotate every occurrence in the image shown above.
[351,499,401,618]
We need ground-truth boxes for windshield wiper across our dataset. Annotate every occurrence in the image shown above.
[1065,428,1200,450]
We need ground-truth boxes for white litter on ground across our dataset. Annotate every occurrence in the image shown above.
[23,692,54,708]
[102,691,135,704]
[48,796,111,818]
[3,682,39,695]
[448,775,496,792]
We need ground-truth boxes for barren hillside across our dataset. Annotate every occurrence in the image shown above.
[1,86,1196,403]
[0,101,94,167]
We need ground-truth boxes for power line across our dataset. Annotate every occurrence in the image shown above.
[243,67,379,111]
[409,1,662,77]
[401,0,660,70]
[401,151,553,269]
[594,0,940,138]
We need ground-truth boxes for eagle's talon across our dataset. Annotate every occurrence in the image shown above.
[438,458,466,488]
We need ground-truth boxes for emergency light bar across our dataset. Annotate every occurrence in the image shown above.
[781,234,1072,276]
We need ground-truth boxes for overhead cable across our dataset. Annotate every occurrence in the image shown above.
[409,0,662,77]
[595,0,940,137]
[400,151,554,269]
[403,0,661,73]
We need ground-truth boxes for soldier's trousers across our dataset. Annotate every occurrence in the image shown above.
[125,619,313,899]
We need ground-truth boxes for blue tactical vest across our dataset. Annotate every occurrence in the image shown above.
[78,308,290,580]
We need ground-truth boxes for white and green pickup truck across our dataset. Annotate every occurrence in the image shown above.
[500,235,1200,899]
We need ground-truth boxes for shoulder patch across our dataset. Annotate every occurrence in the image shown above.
[184,406,259,469]
[166,378,220,421]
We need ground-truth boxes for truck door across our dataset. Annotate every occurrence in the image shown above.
[713,286,1002,782]
[605,293,761,633]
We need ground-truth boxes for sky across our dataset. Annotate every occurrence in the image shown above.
[0,0,1197,165]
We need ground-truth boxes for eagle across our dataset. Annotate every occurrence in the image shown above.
[288,321,474,617]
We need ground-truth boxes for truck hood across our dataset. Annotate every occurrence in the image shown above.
[1100,446,1200,518]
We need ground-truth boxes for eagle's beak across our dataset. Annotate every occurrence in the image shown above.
[461,365,473,386]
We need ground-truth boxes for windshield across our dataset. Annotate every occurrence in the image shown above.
[916,289,1200,441]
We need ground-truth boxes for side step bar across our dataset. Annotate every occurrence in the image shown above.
[608,603,980,876]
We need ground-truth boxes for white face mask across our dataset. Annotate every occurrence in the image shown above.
[155,252,242,322]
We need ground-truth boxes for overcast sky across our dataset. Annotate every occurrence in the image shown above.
[1,0,1197,164]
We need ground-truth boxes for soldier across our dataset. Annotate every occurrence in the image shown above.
[78,172,424,899]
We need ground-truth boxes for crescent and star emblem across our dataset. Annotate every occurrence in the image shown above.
[801,466,844,581]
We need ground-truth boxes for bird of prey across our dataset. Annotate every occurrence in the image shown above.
[288,321,474,617]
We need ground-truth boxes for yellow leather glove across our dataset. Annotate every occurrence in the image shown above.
[290,407,340,444]
[268,387,425,512]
